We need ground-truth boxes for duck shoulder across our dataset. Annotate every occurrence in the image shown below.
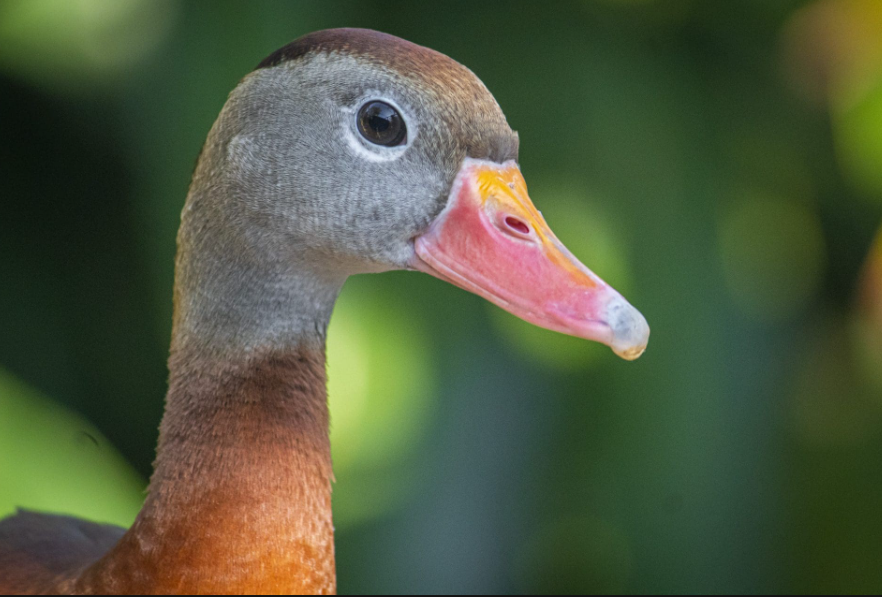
[0,510,124,595]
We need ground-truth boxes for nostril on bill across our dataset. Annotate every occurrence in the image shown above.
[504,216,531,236]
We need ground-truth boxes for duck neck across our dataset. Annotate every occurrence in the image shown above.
[80,219,345,595]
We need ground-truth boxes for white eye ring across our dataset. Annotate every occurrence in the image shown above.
[341,94,416,163]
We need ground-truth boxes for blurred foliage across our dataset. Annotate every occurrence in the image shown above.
[718,191,827,320]
[0,0,177,91]
[0,369,143,526]
[328,277,436,526]
[2,0,882,594]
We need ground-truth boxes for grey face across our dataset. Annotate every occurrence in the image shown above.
[176,30,648,359]
[195,49,518,278]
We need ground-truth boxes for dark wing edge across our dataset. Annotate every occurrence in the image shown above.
[0,510,125,594]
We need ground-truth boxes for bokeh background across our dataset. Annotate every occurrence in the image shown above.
[2,0,882,593]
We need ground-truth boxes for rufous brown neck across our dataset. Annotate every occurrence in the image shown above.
[76,342,337,595]
[72,174,346,594]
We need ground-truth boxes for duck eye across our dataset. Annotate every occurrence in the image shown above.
[357,101,407,147]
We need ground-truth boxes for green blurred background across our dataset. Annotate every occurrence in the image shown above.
[2,0,882,593]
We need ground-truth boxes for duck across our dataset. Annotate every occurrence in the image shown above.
[0,28,649,595]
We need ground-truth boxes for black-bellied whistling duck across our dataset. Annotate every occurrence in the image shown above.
[0,29,649,595]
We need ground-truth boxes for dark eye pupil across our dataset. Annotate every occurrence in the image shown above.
[357,101,407,147]
[369,114,390,133]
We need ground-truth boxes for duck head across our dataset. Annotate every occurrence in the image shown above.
[181,28,649,360]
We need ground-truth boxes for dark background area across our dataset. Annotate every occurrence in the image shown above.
[2,0,882,593]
